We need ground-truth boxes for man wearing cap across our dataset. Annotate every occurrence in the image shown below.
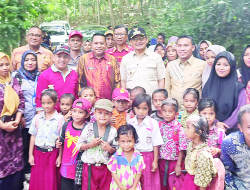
[106,25,134,65]
[68,31,83,71]
[11,26,53,72]
[120,27,165,96]
[77,33,120,100]
[36,45,78,112]
[105,30,115,49]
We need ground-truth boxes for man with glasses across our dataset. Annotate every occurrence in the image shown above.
[106,25,134,65]
[120,27,165,96]
[11,26,53,72]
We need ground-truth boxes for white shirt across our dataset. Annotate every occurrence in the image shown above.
[128,115,163,152]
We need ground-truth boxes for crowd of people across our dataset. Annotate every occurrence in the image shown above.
[0,24,250,190]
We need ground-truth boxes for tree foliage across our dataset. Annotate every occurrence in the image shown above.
[0,0,249,60]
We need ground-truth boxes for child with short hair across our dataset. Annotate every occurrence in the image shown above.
[60,93,76,121]
[129,93,163,190]
[181,115,217,190]
[159,98,187,190]
[151,89,168,122]
[111,88,131,130]
[180,88,199,129]
[198,98,226,158]
[59,98,92,190]
[29,89,64,190]
[76,99,117,190]
[107,124,146,190]
[79,87,97,123]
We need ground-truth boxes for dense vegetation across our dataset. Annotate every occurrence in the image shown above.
[0,0,249,61]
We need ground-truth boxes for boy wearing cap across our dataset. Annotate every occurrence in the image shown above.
[76,99,117,190]
[111,88,131,130]
[68,31,83,71]
[36,45,78,112]
[58,98,92,190]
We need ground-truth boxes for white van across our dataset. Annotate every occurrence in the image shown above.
[40,21,71,48]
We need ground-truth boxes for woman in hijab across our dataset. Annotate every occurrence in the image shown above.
[154,43,167,64]
[12,50,40,175]
[82,40,92,54]
[164,36,178,65]
[202,45,226,87]
[197,40,212,60]
[202,51,246,132]
[240,45,250,104]
[0,52,25,190]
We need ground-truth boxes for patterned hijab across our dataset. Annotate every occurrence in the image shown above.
[18,50,39,81]
[202,51,244,121]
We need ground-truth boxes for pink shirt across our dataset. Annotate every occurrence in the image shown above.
[207,125,226,158]
[60,121,82,179]
[106,44,134,64]
[36,65,78,112]
[159,119,187,160]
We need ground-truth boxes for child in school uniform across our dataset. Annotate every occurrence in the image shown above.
[59,93,75,122]
[29,89,64,190]
[198,98,226,158]
[76,99,117,190]
[111,88,131,130]
[128,93,164,190]
[182,115,217,190]
[79,87,97,123]
[59,98,92,190]
[159,98,187,190]
[151,89,168,122]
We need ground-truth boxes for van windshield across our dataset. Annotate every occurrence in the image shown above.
[41,25,65,36]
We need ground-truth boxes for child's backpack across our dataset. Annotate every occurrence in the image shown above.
[197,149,225,190]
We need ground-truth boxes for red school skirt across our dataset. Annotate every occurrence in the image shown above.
[29,147,61,190]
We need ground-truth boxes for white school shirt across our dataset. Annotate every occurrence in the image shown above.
[129,115,164,152]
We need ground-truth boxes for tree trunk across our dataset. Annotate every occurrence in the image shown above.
[108,0,115,26]
[97,0,100,25]
[18,0,26,46]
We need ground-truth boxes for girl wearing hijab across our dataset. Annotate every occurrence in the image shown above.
[82,40,92,54]
[197,40,212,60]
[0,52,25,190]
[12,50,40,175]
[240,45,250,104]
[202,45,226,87]
[164,36,178,65]
[154,43,167,64]
[202,51,246,133]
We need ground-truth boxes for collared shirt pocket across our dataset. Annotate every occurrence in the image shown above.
[145,60,157,80]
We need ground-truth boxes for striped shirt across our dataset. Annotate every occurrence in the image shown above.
[165,55,206,109]
[11,45,53,72]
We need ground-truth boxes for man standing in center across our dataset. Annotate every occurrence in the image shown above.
[77,33,120,100]
[165,35,206,109]
[120,27,165,96]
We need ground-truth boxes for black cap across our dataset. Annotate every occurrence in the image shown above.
[128,27,146,40]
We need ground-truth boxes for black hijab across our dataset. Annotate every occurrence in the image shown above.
[240,45,250,86]
[202,51,244,121]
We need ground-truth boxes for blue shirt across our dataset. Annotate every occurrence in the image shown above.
[12,71,37,128]
[221,131,250,189]
[29,111,64,147]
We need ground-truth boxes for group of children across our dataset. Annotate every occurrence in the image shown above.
[28,85,226,190]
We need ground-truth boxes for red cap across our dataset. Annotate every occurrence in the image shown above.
[72,98,92,114]
[69,31,83,39]
[112,88,130,102]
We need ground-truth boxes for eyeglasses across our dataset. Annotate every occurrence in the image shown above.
[114,33,127,36]
[28,33,42,38]
[132,36,145,42]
